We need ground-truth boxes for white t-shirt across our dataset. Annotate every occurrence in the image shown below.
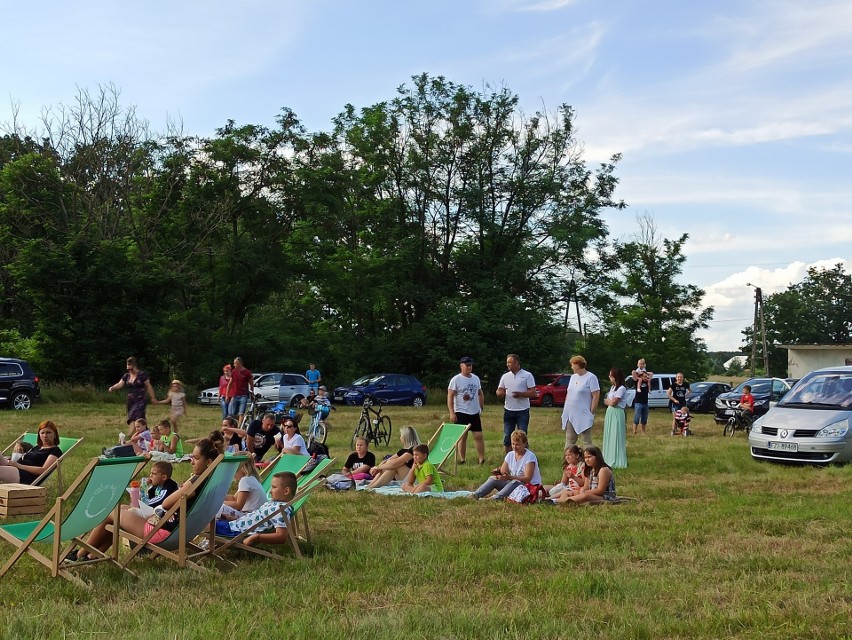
[503,449,542,485]
[237,475,267,512]
[281,433,309,456]
[607,385,627,409]
[561,371,600,433]
[448,373,482,414]
[498,369,536,411]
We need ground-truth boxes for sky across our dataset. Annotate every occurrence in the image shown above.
[2,0,849,351]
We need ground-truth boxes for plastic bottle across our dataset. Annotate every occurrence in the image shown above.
[118,432,126,445]
[128,480,141,508]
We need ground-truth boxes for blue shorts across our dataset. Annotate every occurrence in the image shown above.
[502,409,530,445]
[633,402,649,425]
[215,519,238,537]
[229,395,248,416]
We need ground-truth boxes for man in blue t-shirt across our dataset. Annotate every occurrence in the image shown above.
[305,363,321,392]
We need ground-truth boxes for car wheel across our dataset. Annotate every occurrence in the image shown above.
[541,394,554,408]
[11,391,32,410]
[290,395,303,408]
[412,396,424,408]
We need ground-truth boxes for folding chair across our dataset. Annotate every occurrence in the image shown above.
[116,453,242,572]
[258,453,310,486]
[0,455,147,586]
[427,423,470,475]
[2,432,84,491]
[212,476,325,561]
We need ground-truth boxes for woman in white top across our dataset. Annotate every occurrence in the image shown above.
[278,420,309,456]
[219,456,267,518]
[473,430,541,499]
[561,355,600,448]
[602,368,628,469]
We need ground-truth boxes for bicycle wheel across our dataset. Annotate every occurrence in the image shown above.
[353,415,369,448]
[314,421,327,445]
[724,417,736,437]
[378,415,392,446]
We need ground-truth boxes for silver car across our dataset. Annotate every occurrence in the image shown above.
[749,365,852,464]
[252,372,311,407]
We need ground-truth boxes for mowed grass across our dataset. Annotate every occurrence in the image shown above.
[0,396,850,640]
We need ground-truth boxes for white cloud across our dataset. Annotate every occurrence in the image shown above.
[493,0,581,13]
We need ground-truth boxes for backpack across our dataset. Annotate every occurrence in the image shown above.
[301,441,330,475]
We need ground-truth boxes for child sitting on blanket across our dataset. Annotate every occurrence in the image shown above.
[215,471,297,546]
[342,437,376,481]
[129,418,154,455]
[401,444,443,493]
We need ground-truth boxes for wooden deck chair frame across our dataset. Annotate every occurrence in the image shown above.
[114,453,242,572]
[426,423,470,475]
[212,477,325,561]
[259,453,310,485]
[2,431,84,492]
[0,455,148,587]
[292,457,334,543]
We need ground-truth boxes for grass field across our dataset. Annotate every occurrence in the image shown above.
[0,394,850,640]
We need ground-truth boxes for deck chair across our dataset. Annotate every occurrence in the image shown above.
[2,432,84,491]
[212,476,325,561]
[258,453,310,486]
[427,423,470,475]
[0,455,147,586]
[115,453,242,572]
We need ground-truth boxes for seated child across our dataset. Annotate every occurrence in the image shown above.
[151,419,183,457]
[10,440,34,463]
[129,418,154,454]
[343,437,376,481]
[219,456,266,518]
[215,471,297,547]
[401,444,443,493]
[547,445,585,498]
[140,461,179,511]
[738,384,755,417]
[672,406,692,436]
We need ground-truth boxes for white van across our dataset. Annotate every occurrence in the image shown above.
[623,373,678,408]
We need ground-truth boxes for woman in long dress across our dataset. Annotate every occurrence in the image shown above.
[602,367,628,469]
[109,356,157,425]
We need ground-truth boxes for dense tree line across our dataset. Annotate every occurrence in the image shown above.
[0,77,713,390]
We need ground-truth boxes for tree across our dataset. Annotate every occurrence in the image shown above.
[586,214,714,380]
[745,264,852,373]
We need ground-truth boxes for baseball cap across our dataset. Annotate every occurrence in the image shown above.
[319,385,327,390]
[459,356,474,364]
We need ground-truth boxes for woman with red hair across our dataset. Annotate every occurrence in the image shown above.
[0,420,62,484]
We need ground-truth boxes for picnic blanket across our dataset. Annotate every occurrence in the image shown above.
[357,481,473,499]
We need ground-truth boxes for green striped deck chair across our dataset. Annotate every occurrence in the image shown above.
[427,423,470,475]
[259,454,310,491]
[2,432,84,491]
[0,455,147,586]
[117,453,242,571]
[213,475,325,561]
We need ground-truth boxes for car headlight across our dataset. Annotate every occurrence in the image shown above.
[754,398,768,407]
[715,398,725,407]
[816,419,849,438]
[750,418,762,435]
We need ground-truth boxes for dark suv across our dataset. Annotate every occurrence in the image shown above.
[0,357,41,410]
[713,377,792,424]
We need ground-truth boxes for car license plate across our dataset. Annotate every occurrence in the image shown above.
[768,441,797,452]
[724,408,737,415]
[334,395,343,402]
[199,398,210,404]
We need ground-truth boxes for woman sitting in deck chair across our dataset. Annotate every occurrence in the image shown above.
[0,421,62,485]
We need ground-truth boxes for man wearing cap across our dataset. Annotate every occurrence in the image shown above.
[448,357,486,465]
[496,354,537,453]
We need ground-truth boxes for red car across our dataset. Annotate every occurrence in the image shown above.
[530,373,571,408]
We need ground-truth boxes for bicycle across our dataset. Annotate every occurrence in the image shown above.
[305,402,332,447]
[724,408,753,437]
[352,394,392,447]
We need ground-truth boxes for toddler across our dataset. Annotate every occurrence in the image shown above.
[157,380,188,429]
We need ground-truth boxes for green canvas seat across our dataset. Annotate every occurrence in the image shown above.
[259,453,310,490]
[2,432,84,491]
[0,455,147,586]
[117,453,242,571]
[427,423,470,475]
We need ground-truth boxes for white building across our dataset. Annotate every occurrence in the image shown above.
[779,344,852,378]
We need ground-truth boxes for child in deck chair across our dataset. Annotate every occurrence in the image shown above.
[401,444,444,493]
[215,471,297,546]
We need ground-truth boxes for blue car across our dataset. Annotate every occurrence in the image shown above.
[332,373,428,407]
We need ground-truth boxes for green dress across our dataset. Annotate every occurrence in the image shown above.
[602,387,628,469]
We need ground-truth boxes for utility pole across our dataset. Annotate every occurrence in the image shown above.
[758,287,769,376]
[747,284,770,376]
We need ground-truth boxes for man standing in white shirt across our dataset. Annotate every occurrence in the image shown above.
[448,356,486,465]
[496,354,537,453]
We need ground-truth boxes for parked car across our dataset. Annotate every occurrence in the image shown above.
[714,377,793,424]
[749,366,852,464]
[530,374,570,407]
[686,381,733,413]
[333,373,427,407]
[197,372,266,405]
[0,357,40,410]
[623,373,679,408]
[252,372,311,407]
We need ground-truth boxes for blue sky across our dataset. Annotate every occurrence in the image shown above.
[2,0,849,351]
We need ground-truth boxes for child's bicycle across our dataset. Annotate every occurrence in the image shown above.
[723,409,753,437]
[305,403,332,447]
[352,393,392,447]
